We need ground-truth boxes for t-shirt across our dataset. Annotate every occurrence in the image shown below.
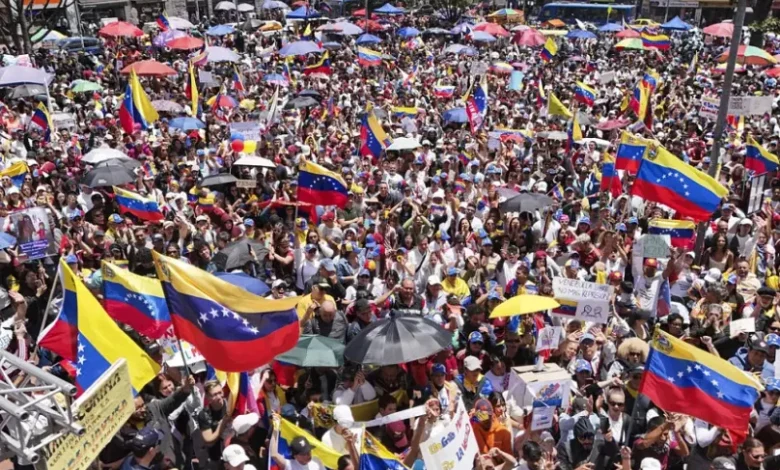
[197,404,226,463]
[634,273,663,314]
[284,457,326,470]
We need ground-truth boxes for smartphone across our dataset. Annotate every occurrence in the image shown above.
[600,416,610,434]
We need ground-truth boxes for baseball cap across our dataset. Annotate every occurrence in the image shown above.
[431,363,446,375]
[711,458,736,470]
[574,359,593,374]
[365,234,377,248]
[752,340,770,354]
[481,238,493,246]
[447,266,459,276]
[305,244,317,252]
[640,458,662,470]
[464,356,482,371]
[643,258,658,268]
[65,254,79,264]
[321,211,335,221]
[129,427,163,452]
[580,333,595,344]
[487,291,501,301]
[386,421,409,448]
[578,216,591,226]
[222,444,250,466]
[468,331,484,343]
[110,214,123,224]
[196,215,209,223]
[767,334,780,348]
[704,268,722,284]
[232,413,259,435]
[272,279,287,289]
[290,436,313,455]
[244,218,255,227]
[428,275,442,286]
[320,258,335,272]
[628,217,639,224]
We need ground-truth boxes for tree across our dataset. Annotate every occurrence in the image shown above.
[750,12,780,46]
[0,0,74,54]
[428,0,472,24]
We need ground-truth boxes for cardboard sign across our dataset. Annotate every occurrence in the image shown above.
[642,234,671,259]
[535,326,562,353]
[574,301,610,323]
[236,179,257,188]
[599,71,616,85]
[531,405,555,431]
[159,326,205,367]
[699,96,719,120]
[552,278,612,302]
[729,318,756,338]
[728,96,774,117]
[420,398,479,470]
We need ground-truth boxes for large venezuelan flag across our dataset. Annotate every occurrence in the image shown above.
[0,161,29,188]
[360,432,406,470]
[616,131,655,173]
[38,261,79,361]
[304,51,332,75]
[640,329,761,444]
[641,32,671,50]
[633,145,728,221]
[648,219,696,250]
[600,155,621,197]
[360,105,392,158]
[29,102,52,141]
[118,70,159,134]
[574,81,597,107]
[154,252,300,372]
[271,418,342,470]
[357,47,382,67]
[746,136,779,175]
[113,186,164,221]
[540,37,557,62]
[297,160,350,208]
[102,261,171,339]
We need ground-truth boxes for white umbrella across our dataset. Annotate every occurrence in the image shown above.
[206,46,240,63]
[82,148,134,165]
[386,137,421,151]
[0,66,54,87]
[577,138,611,148]
[169,16,195,29]
[237,3,255,12]
[234,155,276,168]
[215,1,237,10]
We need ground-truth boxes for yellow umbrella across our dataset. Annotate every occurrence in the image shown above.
[239,99,256,110]
[489,295,560,319]
[260,21,282,31]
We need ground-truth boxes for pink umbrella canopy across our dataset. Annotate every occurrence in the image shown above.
[120,60,178,76]
[99,21,143,38]
[615,28,641,38]
[702,22,733,38]
[474,22,510,37]
[512,29,545,47]
[166,36,205,50]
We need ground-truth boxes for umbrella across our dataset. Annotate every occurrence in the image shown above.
[120,60,178,76]
[276,335,345,367]
[599,22,624,32]
[470,31,496,42]
[284,96,319,109]
[615,38,646,50]
[207,95,239,108]
[153,28,188,47]
[450,23,473,35]
[374,3,405,14]
[279,41,322,56]
[423,27,451,35]
[474,22,509,37]
[31,29,66,43]
[233,155,276,168]
[357,19,384,32]
[263,73,289,86]
[537,131,568,140]
[8,84,47,99]
[496,187,520,201]
[213,272,269,296]
[356,33,381,45]
[443,107,468,123]
[616,28,641,39]
[511,24,531,32]
[298,89,322,99]
[206,46,240,63]
[168,17,195,29]
[500,193,554,213]
[702,22,733,38]
[717,45,777,66]
[218,237,268,271]
[318,24,343,33]
[215,0,237,9]
[766,67,780,78]
[488,8,523,21]
[567,29,596,40]
[82,166,136,188]
[259,21,283,31]
[99,21,143,37]
[386,137,421,151]
[262,0,287,9]
[0,233,17,250]
[513,29,545,47]
[207,24,235,36]
[237,3,255,12]
[344,313,452,365]
[0,66,53,87]
[489,295,560,319]
[490,61,514,74]
[578,137,610,147]
[596,118,632,130]
[333,21,363,35]
[96,159,142,170]
[542,19,566,28]
[82,148,133,165]
[201,173,238,187]
[152,100,184,113]
[323,42,342,50]
[661,16,692,31]
[166,36,204,50]
[286,5,320,19]
[398,26,420,38]
[169,117,205,130]
[713,62,747,73]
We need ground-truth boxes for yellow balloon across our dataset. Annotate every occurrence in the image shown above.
[243,140,257,153]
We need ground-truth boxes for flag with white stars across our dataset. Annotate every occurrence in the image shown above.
[640,329,761,444]
[464,75,488,134]
[102,261,171,339]
[297,160,350,208]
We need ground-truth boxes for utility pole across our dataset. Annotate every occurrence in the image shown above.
[692,0,747,258]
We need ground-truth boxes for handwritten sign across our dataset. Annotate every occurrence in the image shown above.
[236,179,257,188]
[728,96,774,117]
[43,360,133,470]
[699,96,720,121]
[642,234,671,259]
[535,326,562,353]
[575,301,610,323]
[159,326,205,367]
[420,398,479,470]
[553,278,612,302]
[531,405,555,431]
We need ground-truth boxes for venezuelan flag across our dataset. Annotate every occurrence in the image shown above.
[633,145,728,221]
[114,186,164,221]
[232,65,245,94]
[640,329,761,443]
[357,47,382,67]
[38,261,79,361]
[641,32,671,50]
[463,74,488,134]
[567,112,583,152]
[271,418,342,470]
[118,70,159,134]
[551,184,564,200]
[433,82,455,99]
[552,299,577,318]
[209,369,259,416]
[540,37,557,62]
[304,51,332,75]
[0,161,29,188]
[154,252,301,372]
[157,12,171,31]
[629,82,650,119]
[746,136,779,175]
[102,261,171,339]
[600,155,621,197]
[190,45,208,67]
[187,62,199,116]
[29,102,52,141]
[391,106,418,118]
[574,81,597,107]
[360,104,392,158]
[360,432,406,470]
[297,160,349,208]
[616,131,655,173]
[642,70,661,92]
[648,219,696,250]
[282,56,296,87]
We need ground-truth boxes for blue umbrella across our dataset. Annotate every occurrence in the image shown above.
[444,44,476,56]
[286,5,320,19]
[262,0,286,9]
[206,24,235,36]
[356,33,382,45]
[374,3,405,14]
[168,117,205,130]
[214,272,270,296]
[567,29,597,39]
[443,108,468,123]
[279,40,322,56]
[323,41,342,49]
[598,22,624,32]
[0,233,16,250]
[264,73,288,85]
[397,26,420,38]
[470,31,496,42]
[661,16,693,31]
[450,23,472,35]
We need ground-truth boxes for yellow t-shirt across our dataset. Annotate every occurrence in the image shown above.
[295,293,336,321]
[442,277,470,299]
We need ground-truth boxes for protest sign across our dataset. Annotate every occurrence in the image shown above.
[230,121,263,141]
[9,208,56,260]
[535,327,562,353]
[236,179,257,188]
[43,360,133,470]
[552,278,612,302]
[509,71,524,91]
[159,326,205,367]
[699,97,719,120]
[729,318,755,338]
[311,390,407,428]
[420,398,479,470]
[531,406,555,431]
[642,234,671,259]
[599,71,616,84]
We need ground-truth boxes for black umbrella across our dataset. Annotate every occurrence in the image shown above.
[220,237,268,271]
[82,165,136,188]
[297,89,322,100]
[200,173,238,187]
[344,312,452,365]
[284,96,319,109]
[500,193,554,214]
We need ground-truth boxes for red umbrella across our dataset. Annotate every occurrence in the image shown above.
[474,22,510,38]
[596,118,632,131]
[121,60,178,76]
[99,21,143,38]
[356,19,384,32]
[702,22,733,38]
[615,29,640,38]
[166,36,205,50]
[766,67,780,78]
[512,29,545,47]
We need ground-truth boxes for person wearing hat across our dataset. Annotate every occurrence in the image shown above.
[120,426,165,470]
[634,251,678,316]
[454,355,493,409]
[470,397,514,464]
[296,244,321,292]
[728,338,775,379]
[304,257,347,301]
[270,413,331,470]
[221,444,258,470]
[441,266,470,300]
[332,365,377,406]
[224,413,264,469]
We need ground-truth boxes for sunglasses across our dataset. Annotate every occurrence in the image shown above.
[609,401,625,408]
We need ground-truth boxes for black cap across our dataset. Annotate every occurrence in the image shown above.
[759,287,777,297]
[129,427,163,452]
[751,340,770,354]
[290,436,312,455]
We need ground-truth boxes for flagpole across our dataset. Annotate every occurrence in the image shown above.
[176,338,192,378]
[33,265,61,356]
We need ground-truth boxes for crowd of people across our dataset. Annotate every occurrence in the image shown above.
[0,4,780,470]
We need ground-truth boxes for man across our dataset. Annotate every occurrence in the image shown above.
[729,339,775,379]
[227,413,265,469]
[304,258,346,301]
[295,244,320,292]
[454,356,492,409]
[198,380,231,467]
[634,254,677,315]
[632,416,690,470]
[733,259,761,305]
[302,298,348,343]
[222,444,256,470]
[470,398,514,466]
[557,416,619,470]
[377,278,426,317]
[332,366,377,405]
[347,299,375,343]
[317,212,342,251]
[271,421,327,470]
[441,267,470,300]
[120,427,164,470]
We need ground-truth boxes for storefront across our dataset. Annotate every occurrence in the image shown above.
[648,0,699,24]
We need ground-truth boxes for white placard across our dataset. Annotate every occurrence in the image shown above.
[236,179,257,188]
[574,301,610,323]
[642,234,671,259]
[728,96,774,117]
[535,326,562,353]
[599,71,616,85]
[420,398,479,470]
[198,70,219,87]
[729,318,756,338]
[699,96,719,121]
[552,278,613,302]
[531,406,555,431]
[230,121,263,142]
[159,327,205,367]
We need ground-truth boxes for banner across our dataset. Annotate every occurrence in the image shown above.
[728,96,774,117]
[9,207,56,260]
[311,390,407,428]
[599,71,616,84]
[42,360,134,470]
[159,326,205,367]
[642,234,671,259]
[230,121,263,141]
[420,398,479,470]
[552,278,612,323]
[699,96,719,120]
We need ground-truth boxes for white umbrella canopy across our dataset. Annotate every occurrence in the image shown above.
[205,46,240,63]
[237,3,255,11]
[215,1,237,9]
[386,137,421,151]
[82,148,134,165]
[0,66,54,87]
[233,155,276,168]
[168,16,195,29]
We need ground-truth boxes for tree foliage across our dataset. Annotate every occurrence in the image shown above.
[748,0,776,46]
[428,0,472,24]
[0,0,74,54]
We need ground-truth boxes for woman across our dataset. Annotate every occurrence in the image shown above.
[606,338,649,379]
[662,313,687,338]
[626,310,651,341]
[701,233,734,273]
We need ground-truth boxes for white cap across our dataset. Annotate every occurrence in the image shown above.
[196,215,209,223]
[232,412,259,435]
[332,404,355,428]
[272,279,287,288]
[739,218,753,226]
[464,356,482,371]
[640,458,662,470]
[427,275,441,286]
[300,144,311,156]
[432,189,445,199]
[222,444,250,466]
[704,267,722,284]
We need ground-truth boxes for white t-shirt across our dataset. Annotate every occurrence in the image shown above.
[284,456,325,470]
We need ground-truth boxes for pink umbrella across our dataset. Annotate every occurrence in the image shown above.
[596,118,632,131]
[766,67,780,78]
[702,22,733,38]
[474,22,510,38]
[99,21,143,38]
[166,36,205,50]
[513,29,545,47]
[615,29,640,38]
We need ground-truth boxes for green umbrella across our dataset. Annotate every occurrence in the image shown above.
[276,335,345,367]
[71,80,103,93]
